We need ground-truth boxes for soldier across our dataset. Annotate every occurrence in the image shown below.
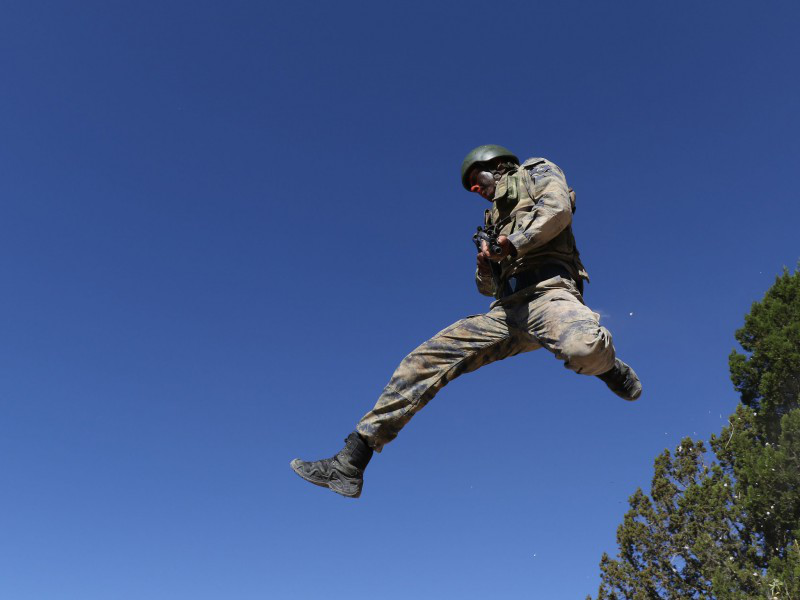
[290,145,642,498]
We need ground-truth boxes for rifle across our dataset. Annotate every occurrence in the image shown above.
[473,226,503,255]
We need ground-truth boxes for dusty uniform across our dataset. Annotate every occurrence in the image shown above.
[357,158,616,452]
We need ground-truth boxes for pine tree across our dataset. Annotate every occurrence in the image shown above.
[716,266,800,597]
[592,268,800,599]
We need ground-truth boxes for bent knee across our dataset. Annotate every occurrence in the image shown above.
[559,322,616,375]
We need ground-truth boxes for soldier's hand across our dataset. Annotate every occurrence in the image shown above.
[476,251,494,277]
[479,235,515,262]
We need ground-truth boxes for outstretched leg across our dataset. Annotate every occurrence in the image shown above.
[290,308,534,497]
[356,308,535,452]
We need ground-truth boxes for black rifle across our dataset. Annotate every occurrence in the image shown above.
[473,226,503,255]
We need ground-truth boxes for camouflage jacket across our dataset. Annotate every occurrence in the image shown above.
[475,157,589,298]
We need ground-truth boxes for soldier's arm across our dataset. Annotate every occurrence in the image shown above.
[505,160,572,256]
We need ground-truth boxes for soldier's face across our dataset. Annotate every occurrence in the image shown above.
[468,168,496,202]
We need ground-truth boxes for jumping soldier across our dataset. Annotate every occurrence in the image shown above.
[290,145,642,498]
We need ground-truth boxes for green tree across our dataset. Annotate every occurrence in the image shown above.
[592,268,800,599]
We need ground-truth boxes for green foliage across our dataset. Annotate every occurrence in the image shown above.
[713,407,800,565]
[593,267,800,599]
[729,267,800,437]
[765,540,800,599]
[595,439,760,599]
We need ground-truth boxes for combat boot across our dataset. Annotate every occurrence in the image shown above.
[598,358,642,401]
[290,432,373,498]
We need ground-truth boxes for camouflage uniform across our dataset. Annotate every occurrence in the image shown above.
[357,158,617,452]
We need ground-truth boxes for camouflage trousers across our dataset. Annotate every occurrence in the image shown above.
[356,277,616,451]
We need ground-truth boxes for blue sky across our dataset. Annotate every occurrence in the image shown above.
[1,1,799,598]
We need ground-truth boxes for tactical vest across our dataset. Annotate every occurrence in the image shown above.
[484,158,589,286]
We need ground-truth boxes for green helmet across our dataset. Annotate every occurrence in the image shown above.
[460,144,520,190]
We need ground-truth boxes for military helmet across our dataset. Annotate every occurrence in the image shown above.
[460,144,520,190]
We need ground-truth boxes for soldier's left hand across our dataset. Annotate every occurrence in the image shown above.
[480,235,515,262]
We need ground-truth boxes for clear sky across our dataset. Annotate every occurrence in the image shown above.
[1,1,799,598]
